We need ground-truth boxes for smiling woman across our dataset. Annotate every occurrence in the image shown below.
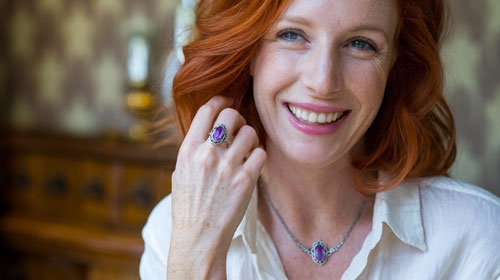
[141,0,500,279]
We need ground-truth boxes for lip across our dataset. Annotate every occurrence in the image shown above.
[284,102,350,135]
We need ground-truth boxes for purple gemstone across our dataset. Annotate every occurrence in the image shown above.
[315,244,325,262]
[213,126,225,141]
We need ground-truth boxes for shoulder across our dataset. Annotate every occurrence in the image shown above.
[417,177,500,275]
[139,194,172,279]
[419,176,500,207]
[418,176,500,220]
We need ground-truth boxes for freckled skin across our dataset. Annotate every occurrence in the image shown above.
[252,0,398,168]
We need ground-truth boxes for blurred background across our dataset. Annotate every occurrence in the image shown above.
[0,0,498,279]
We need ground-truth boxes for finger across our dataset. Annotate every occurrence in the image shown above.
[209,108,246,145]
[242,147,267,179]
[185,96,233,143]
[225,125,259,164]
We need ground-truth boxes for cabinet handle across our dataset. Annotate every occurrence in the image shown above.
[131,180,153,209]
[12,170,30,190]
[84,178,106,201]
[45,173,68,196]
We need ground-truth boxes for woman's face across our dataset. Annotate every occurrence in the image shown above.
[252,0,399,167]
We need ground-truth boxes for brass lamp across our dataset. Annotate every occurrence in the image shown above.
[125,32,155,143]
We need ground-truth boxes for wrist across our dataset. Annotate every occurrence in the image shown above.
[168,250,227,279]
[168,231,231,279]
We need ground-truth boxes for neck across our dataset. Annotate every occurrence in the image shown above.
[258,142,369,243]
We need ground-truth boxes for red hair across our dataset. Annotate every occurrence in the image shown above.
[158,0,456,195]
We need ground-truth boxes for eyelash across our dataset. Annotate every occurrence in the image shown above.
[277,29,306,42]
[348,37,378,52]
[277,29,379,52]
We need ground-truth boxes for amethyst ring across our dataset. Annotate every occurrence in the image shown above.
[209,124,231,146]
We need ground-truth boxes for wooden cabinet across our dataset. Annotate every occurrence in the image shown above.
[0,133,176,279]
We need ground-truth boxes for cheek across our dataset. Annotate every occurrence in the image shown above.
[253,47,299,101]
[344,58,389,110]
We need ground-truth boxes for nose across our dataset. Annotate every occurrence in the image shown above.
[301,45,342,96]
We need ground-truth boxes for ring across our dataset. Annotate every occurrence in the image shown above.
[209,124,231,145]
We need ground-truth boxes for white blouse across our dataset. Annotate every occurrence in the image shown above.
[139,176,500,279]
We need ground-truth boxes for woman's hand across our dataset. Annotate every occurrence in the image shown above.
[167,96,267,279]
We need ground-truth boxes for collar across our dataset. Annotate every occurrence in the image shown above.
[233,180,428,254]
[374,180,427,251]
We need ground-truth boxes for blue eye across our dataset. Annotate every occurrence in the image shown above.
[350,39,377,51]
[278,30,304,42]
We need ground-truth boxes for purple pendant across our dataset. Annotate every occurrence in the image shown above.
[315,244,325,261]
[311,240,328,265]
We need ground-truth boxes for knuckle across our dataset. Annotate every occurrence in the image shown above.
[208,95,224,103]
[220,108,239,118]
[242,125,258,139]
[238,125,259,147]
[236,170,252,186]
[218,160,233,177]
[224,150,238,163]
[225,149,242,164]
[198,146,218,168]
[220,108,245,124]
[198,104,215,118]
[179,141,195,156]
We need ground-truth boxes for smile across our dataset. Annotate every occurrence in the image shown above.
[287,104,347,125]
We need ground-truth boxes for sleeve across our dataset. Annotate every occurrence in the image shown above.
[139,194,173,280]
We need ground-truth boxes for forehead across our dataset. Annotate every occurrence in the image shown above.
[280,0,399,35]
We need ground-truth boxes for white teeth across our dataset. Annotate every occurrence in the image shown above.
[317,113,326,123]
[327,113,334,122]
[308,112,317,123]
[301,110,308,120]
[288,104,344,124]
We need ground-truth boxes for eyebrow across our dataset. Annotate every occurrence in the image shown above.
[350,25,390,40]
[280,15,314,27]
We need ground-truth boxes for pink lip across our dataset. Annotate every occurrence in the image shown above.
[284,103,350,135]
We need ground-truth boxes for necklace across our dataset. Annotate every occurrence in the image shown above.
[258,182,367,266]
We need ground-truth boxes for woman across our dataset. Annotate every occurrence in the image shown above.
[141,0,500,279]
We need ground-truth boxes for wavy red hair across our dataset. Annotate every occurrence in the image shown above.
[160,0,456,195]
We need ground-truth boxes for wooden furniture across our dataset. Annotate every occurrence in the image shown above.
[0,132,176,279]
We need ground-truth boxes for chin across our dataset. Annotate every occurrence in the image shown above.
[275,141,350,169]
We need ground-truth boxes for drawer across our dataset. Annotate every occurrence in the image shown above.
[3,153,45,215]
[76,159,117,226]
[119,165,172,228]
[35,156,79,220]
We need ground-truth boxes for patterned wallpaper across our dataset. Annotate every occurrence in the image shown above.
[0,0,178,136]
[443,0,500,195]
[0,0,498,194]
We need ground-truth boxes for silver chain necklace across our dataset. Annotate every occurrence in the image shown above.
[258,182,367,266]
